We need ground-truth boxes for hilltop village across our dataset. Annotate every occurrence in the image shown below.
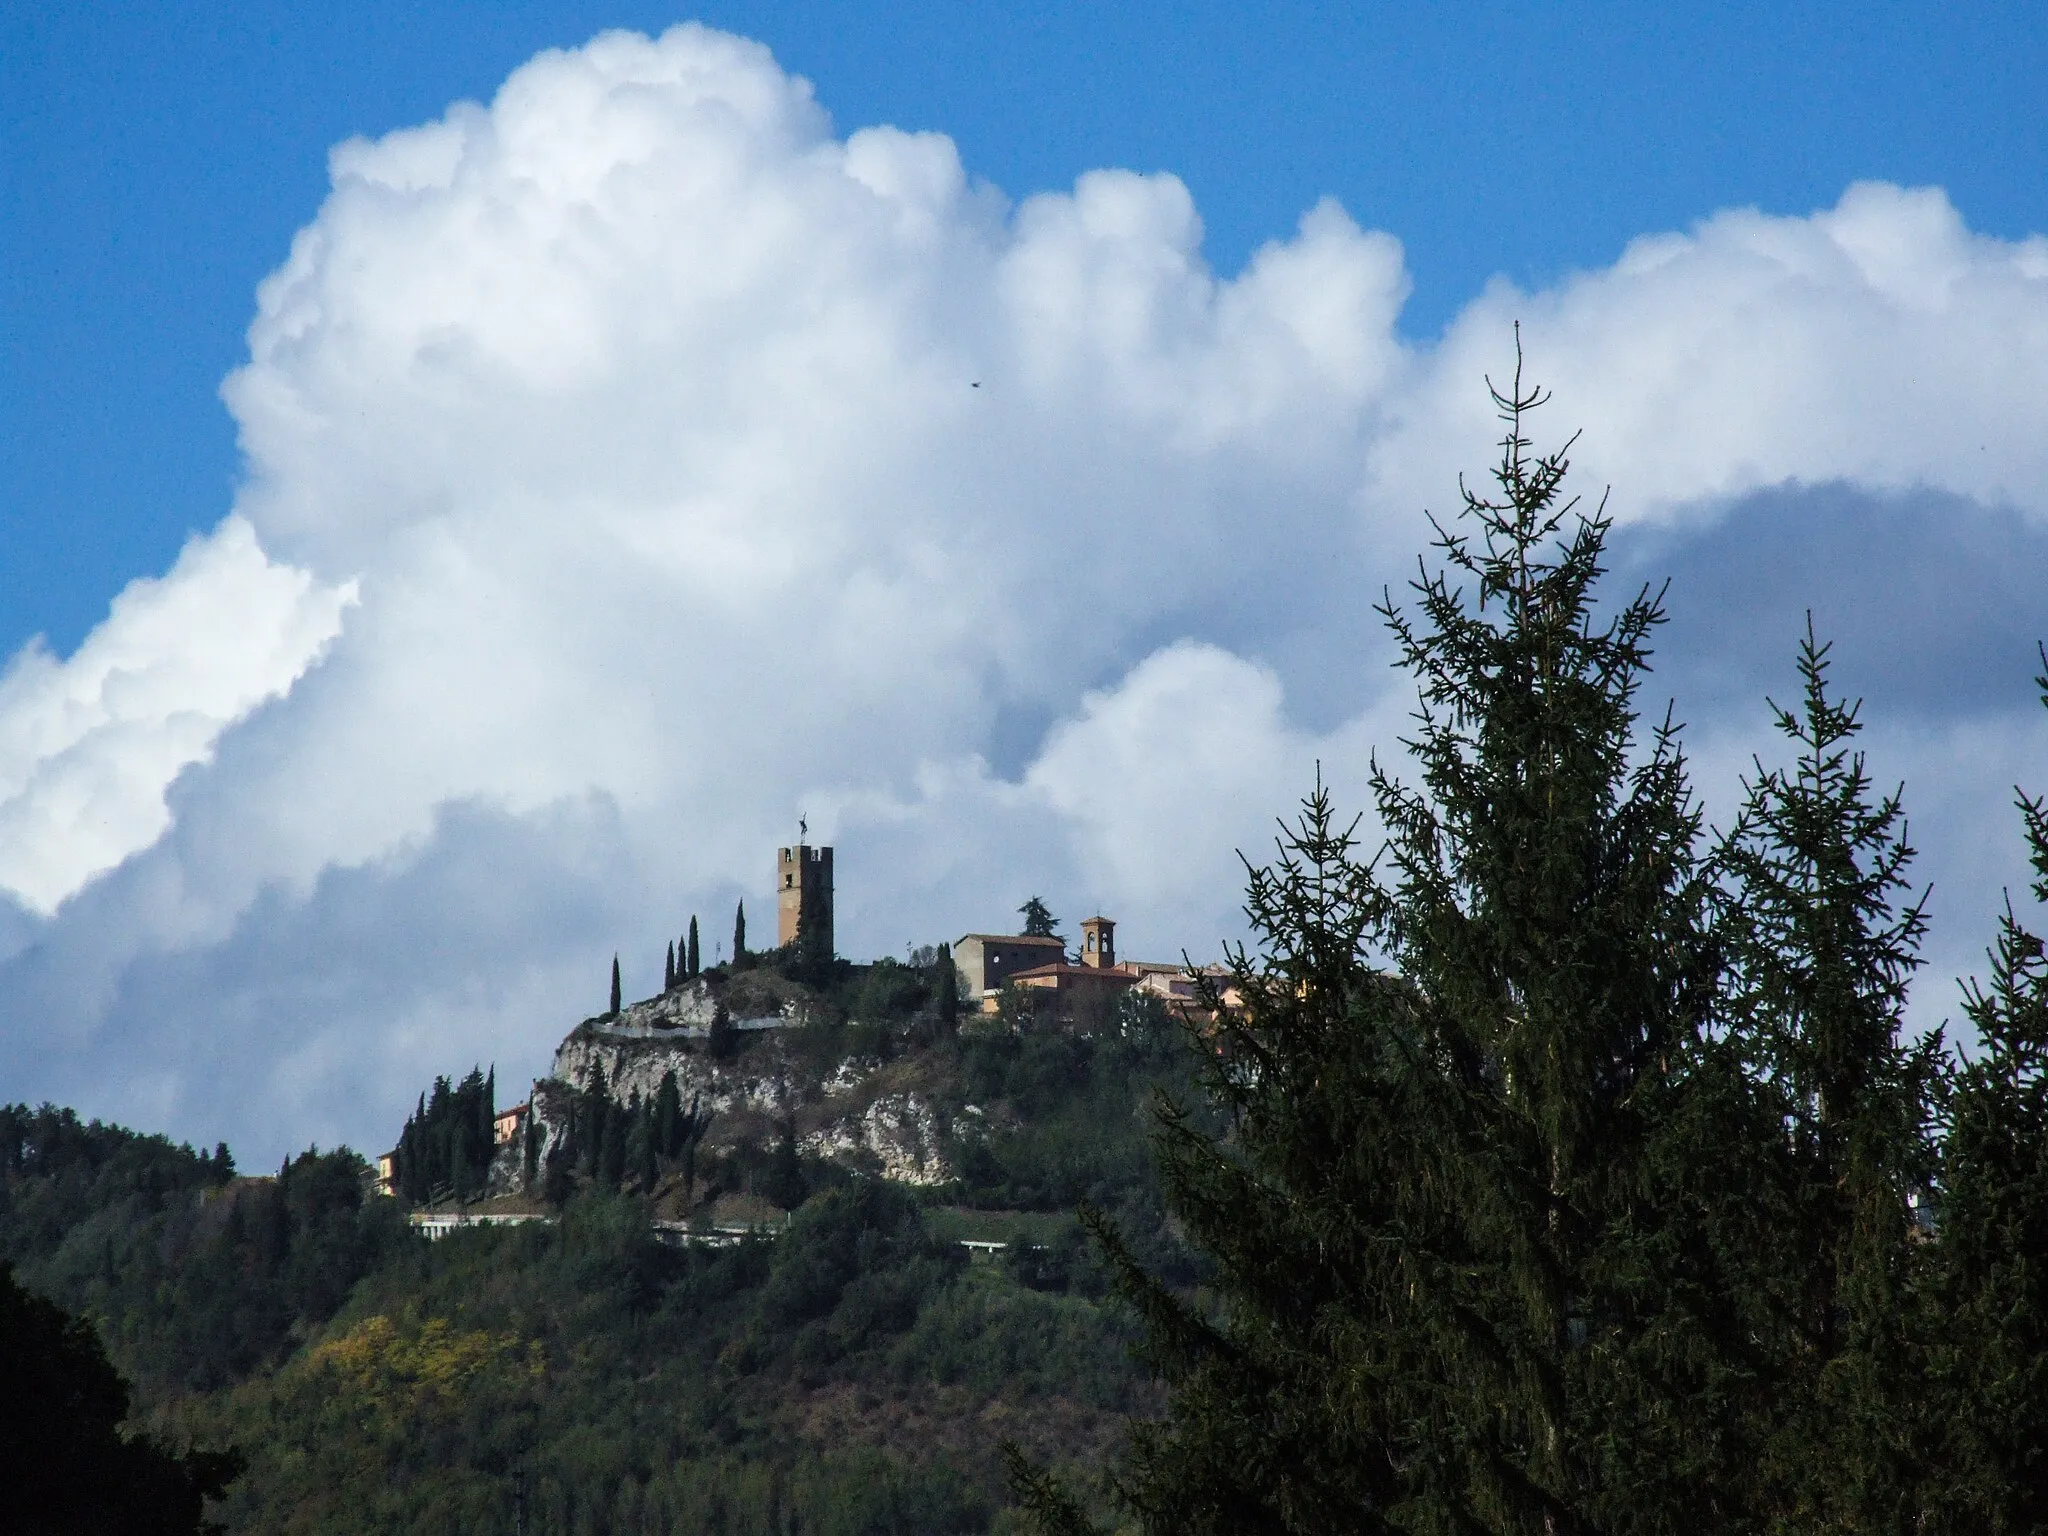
[379,841,1234,1231]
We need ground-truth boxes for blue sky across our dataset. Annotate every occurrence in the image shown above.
[7,2,2044,654]
[2,6,2046,1162]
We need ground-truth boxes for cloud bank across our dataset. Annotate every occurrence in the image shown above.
[2,24,2044,1164]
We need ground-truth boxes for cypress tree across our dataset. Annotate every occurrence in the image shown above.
[681,1093,705,1203]
[609,954,622,1016]
[582,1065,610,1178]
[599,1095,629,1189]
[733,902,747,963]
[934,941,959,1029]
[654,1070,683,1160]
[764,1120,806,1211]
[796,895,832,976]
[1019,358,1756,1534]
[665,941,676,992]
[481,1066,496,1174]
[688,917,700,978]
[626,1095,656,1192]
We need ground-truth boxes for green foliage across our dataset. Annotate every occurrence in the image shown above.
[394,1067,495,1206]
[948,1013,1192,1222]
[0,1260,242,1535]
[545,1068,709,1200]
[609,953,622,1016]
[1933,658,2048,1533]
[3,1010,1175,1536]
[1018,897,1060,939]
[1715,623,1946,1524]
[763,1121,807,1211]
[1023,364,1810,1533]
[0,1104,233,1258]
[710,999,739,1059]
[796,883,835,976]
[1,1106,407,1399]
[1016,359,2048,1535]
[894,1262,1145,1410]
[935,942,961,1030]
[687,916,701,978]
[857,956,929,1025]
[735,899,748,962]
[157,1182,1127,1534]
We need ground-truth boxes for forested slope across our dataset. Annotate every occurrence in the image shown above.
[1,996,1202,1535]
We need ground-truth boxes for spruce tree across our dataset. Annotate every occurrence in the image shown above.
[688,917,701,978]
[1932,658,2048,1532]
[609,954,622,1017]
[1020,357,1758,1534]
[1715,623,1945,1526]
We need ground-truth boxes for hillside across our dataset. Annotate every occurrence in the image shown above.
[0,946,1211,1535]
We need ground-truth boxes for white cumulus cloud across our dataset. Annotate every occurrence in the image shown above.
[0,517,353,913]
[2,23,2045,1163]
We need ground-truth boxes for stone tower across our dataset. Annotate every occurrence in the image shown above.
[1079,914,1116,968]
[776,843,834,954]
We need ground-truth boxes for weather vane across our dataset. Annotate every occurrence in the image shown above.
[799,814,808,843]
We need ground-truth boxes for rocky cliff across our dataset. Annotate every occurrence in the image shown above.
[524,970,957,1191]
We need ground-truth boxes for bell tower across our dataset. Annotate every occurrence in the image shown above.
[1079,915,1115,968]
[776,843,834,954]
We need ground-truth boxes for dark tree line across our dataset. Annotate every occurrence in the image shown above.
[1016,363,2048,1535]
[546,1066,710,1201]
[1,1261,242,1535]
[1,1107,405,1399]
[394,1068,496,1206]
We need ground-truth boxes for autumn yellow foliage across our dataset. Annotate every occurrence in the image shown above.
[308,1314,538,1410]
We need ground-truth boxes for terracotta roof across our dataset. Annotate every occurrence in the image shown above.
[954,933,1067,945]
[1007,960,1140,983]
